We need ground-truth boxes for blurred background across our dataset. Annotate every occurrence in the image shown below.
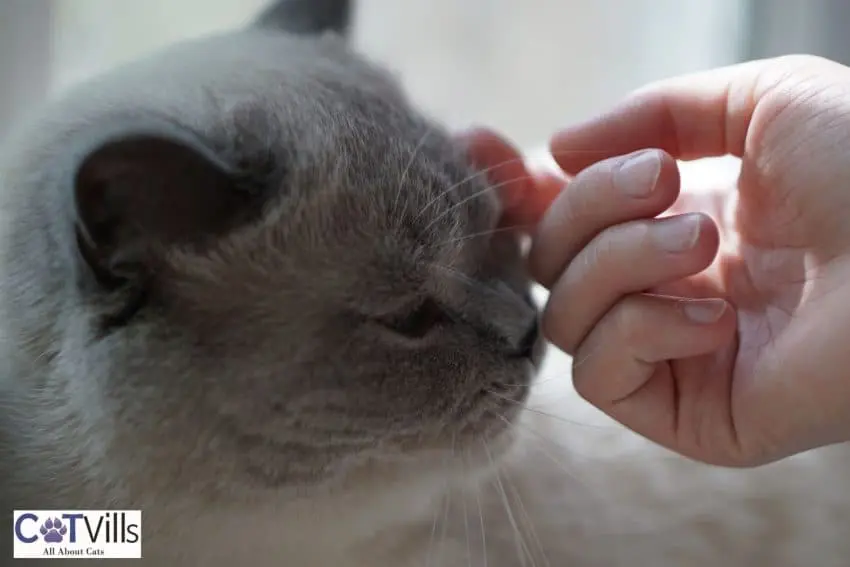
[2,0,848,152]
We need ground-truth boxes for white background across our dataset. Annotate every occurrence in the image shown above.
[2,0,747,149]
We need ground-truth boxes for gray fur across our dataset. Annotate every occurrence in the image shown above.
[0,1,539,564]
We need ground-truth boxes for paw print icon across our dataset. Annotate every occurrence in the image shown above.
[39,518,68,543]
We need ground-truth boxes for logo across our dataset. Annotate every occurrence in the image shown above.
[13,510,142,560]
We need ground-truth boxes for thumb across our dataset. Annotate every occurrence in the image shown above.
[548,55,842,174]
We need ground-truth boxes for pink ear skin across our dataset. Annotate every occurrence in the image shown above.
[457,127,564,230]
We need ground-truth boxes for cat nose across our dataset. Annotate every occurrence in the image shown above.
[510,322,539,359]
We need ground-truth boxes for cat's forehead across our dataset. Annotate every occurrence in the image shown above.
[58,32,502,296]
[210,73,501,255]
[187,104,501,311]
[58,31,499,235]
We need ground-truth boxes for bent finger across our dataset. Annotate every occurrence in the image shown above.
[571,293,736,447]
[543,213,720,353]
[529,149,680,287]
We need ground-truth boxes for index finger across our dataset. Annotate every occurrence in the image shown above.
[550,55,832,174]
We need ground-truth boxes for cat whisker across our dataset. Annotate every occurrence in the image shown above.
[436,224,526,247]
[475,484,488,567]
[503,374,559,389]
[498,460,551,567]
[570,339,608,372]
[463,486,472,567]
[555,347,626,426]
[416,157,529,221]
[426,447,452,567]
[394,128,433,222]
[431,263,531,313]
[436,434,456,567]
[487,410,600,498]
[482,439,534,566]
[438,434,459,565]
[422,175,534,237]
[416,146,612,221]
[483,388,611,430]
[431,263,479,287]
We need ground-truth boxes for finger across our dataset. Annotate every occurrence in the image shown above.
[651,272,724,299]
[458,127,533,223]
[543,213,720,354]
[549,55,837,174]
[529,149,680,288]
[571,293,736,448]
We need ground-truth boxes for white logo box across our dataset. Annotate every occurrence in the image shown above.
[13,510,142,560]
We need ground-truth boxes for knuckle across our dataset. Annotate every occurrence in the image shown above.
[559,176,596,222]
[580,221,646,271]
[775,53,830,70]
[629,219,655,246]
[541,299,576,353]
[572,369,593,400]
[566,240,603,285]
[570,158,617,210]
[528,229,562,285]
[612,298,646,346]
[570,342,593,386]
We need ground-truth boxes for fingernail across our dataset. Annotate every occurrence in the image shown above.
[652,214,701,252]
[681,298,727,324]
[614,150,660,197]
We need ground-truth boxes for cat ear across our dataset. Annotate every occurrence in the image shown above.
[254,0,351,38]
[73,135,256,286]
[459,128,532,214]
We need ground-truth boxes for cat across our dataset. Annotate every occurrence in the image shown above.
[0,0,540,564]
[1,0,850,565]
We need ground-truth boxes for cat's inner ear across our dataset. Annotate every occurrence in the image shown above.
[73,135,256,286]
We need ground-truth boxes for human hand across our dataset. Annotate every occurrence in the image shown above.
[468,55,850,467]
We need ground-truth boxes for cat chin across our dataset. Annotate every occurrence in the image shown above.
[300,422,522,499]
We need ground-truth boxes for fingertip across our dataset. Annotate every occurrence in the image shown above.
[527,150,683,288]
[698,210,721,247]
[678,297,737,346]
[667,295,738,357]
[687,211,722,266]
[680,297,728,323]
[614,148,681,203]
[569,293,735,401]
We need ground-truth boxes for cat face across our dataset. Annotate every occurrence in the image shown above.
[150,117,542,487]
[1,22,540,495]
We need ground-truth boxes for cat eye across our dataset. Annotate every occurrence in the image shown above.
[379,298,447,339]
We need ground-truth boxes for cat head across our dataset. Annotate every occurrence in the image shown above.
[3,0,542,496]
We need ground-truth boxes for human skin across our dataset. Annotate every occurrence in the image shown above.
[461,54,850,467]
